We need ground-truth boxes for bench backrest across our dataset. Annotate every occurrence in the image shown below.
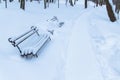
[8,26,39,53]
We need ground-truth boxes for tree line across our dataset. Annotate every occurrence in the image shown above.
[0,0,76,9]
[85,0,119,22]
[0,0,120,22]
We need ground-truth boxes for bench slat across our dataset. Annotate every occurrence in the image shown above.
[8,26,37,43]
[21,34,51,56]
[15,29,38,46]
[21,34,44,55]
[34,35,50,55]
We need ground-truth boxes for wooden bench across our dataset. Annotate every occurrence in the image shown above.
[8,26,51,58]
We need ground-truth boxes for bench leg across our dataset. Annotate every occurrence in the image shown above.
[21,52,38,58]
[16,45,22,53]
[34,54,38,58]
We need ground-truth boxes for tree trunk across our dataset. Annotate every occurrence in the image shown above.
[74,0,77,5]
[58,0,59,8]
[99,0,104,6]
[96,0,98,7]
[5,0,7,8]
[9,0,13,2]
[105,0,116,22]
[65,0,68,6]
[115,3,120,19]
[85,0,87,8]
[20,0,25,10]
[69,0,74,6]
[52,0,54,3]
[44,0,47,9]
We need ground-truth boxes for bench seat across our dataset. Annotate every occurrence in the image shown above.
[21,34,51,57]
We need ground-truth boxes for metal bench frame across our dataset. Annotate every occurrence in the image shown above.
[8,26,50,58]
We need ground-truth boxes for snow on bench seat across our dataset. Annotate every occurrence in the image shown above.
[21,34,51,57]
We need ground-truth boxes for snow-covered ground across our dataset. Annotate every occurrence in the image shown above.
[0,0,120,80]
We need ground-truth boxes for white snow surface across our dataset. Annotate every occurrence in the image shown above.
[0,1,120,80]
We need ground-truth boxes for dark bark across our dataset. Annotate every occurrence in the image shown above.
[96,0,98,7]
[58,0,59,8]
[44,0,47,9]
[20,0,25,10]
[52,0,54,3]
[69,0,74,6]
[115,2,120,14]
[5,0,7,8]
[9,0,13,2]
[99,0,105,6]
[85,0,87,8]
[105,0,116,22]
[74,0,77,5]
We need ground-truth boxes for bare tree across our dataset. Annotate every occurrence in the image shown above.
[74,0,78,5]
[44,0,47,9]
[69,0,74,6]
[9,0,13,2]
[5,0,7,8]
[58,0,59,8]
[115,2,120,19]
[105,0,116,22]
[96,0,99,6]
[20,0,25,10]
[65,0,68,6]
[85,0,87,8]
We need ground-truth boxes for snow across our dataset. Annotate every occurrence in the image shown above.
[87,6,120,80]
[65,10,103,80]
[0,1,120,80]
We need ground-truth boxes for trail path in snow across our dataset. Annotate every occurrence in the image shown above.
[65,10,104,80]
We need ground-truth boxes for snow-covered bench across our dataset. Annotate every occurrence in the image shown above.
[8,26,51,58]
